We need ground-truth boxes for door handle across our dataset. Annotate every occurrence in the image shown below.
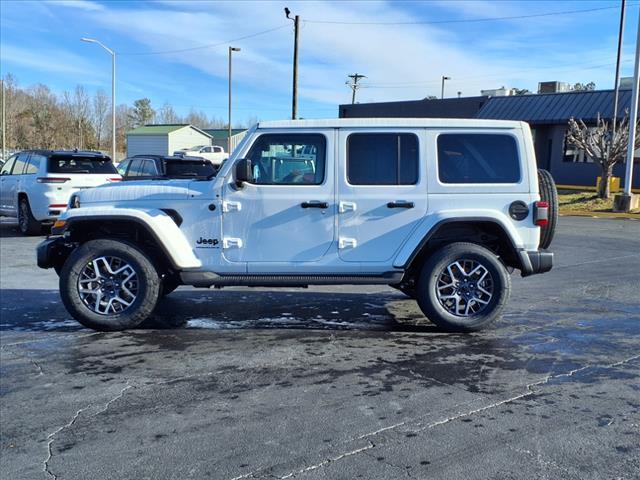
[387,201,414,209]
[301,201,328,209]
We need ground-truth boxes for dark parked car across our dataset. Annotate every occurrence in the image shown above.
[117,155,217,180]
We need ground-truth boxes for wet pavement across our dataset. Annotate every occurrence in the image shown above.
[1,216,639,480]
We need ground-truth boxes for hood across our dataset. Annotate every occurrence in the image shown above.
[78,179,195,203]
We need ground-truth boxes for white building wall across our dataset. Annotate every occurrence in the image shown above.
[126,135,168,157]
[168,128,211,154]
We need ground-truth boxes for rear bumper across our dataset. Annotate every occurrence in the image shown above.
[37,236,75,270]
[518,249,554,277]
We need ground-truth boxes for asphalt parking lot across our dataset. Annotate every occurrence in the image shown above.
[1,216,639,480]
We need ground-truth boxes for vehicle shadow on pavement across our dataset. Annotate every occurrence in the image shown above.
[0,289,442,334]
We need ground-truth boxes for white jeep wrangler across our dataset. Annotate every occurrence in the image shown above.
[37,119,556,332]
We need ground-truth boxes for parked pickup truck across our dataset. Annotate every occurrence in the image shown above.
[173,145,226,165]
[37,118,556,332]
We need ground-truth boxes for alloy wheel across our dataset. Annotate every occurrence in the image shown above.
[436,259,494,317]
[77,256,139,315]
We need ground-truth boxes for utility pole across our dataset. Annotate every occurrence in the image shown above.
[1,79,5,163]
[346,73,366,104]
[612,0,626,137]
[285,7,299,120]
[441,76,451,99]
[615,6,640,212]
[228,46,241,154]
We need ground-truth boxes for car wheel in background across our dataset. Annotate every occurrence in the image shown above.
[18,197,42,236]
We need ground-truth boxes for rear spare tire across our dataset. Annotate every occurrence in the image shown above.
[537,169,558,249]
[59,239,161,331]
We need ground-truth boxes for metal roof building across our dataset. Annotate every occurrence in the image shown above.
[338,90,639,190]
[126,124,212,157]
[476,89,635,124]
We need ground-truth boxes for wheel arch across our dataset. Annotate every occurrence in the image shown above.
[59,211,201,273]
[401,218,525,275]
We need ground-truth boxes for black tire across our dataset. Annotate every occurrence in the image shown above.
[415,242,511,332]
[537,169,558,249]
[18,197,42,236]
[59,239,161,331]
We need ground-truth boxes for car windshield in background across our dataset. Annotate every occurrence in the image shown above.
[48,156,117,174]
[164,160,216,178]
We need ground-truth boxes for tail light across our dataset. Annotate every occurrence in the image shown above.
[48,204,68,208]
[107,177,122,182]
[37,177,70,183]
[534,201,549,226]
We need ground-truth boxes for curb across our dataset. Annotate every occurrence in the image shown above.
[559,211,640,220]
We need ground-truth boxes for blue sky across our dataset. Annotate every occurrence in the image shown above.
[1,0,639,123]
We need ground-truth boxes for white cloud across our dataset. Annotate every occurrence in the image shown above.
[0,44,99,77]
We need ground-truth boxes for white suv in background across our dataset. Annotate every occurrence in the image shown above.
[0,150,120,235]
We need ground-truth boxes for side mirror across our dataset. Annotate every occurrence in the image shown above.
[234,158,253,186]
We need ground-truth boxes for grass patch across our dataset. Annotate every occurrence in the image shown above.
[558,190,640,215]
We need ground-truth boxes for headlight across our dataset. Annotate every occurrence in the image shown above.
[68,194,81,209]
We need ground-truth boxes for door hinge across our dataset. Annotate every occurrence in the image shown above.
[338,237,358,249]
[223,201,242,213]
[339,201,357,213]
[223,237,243,249]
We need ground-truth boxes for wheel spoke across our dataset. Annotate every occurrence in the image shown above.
[436,258,494,318]
[78,255,139,317]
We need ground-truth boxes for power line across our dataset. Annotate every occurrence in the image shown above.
[303,4,637,26]
[120,24,290,56]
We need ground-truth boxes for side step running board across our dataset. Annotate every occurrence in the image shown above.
[180,271,404,288]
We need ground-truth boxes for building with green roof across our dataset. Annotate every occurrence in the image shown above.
[126,124,212,157]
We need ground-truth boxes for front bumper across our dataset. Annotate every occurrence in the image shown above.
[518,249,554,277]
[37,236,75,270]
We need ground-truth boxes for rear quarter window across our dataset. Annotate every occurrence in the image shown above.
[437,134,520,184]
[48,156,117,174]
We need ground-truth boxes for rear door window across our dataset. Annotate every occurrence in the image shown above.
[25,154,44,174]
[48,156,117,174]
[437,134,520,184]
[140,160,158,177]
[347,133,419,185]
[12,153,30,175]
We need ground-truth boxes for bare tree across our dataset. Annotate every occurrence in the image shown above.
[92,89,109,150]
[185,109,210,129]
[566,114,639,199]
[157,102,181,124]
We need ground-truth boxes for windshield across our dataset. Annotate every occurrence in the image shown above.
[48,155,117,174]
[164,160,216,178]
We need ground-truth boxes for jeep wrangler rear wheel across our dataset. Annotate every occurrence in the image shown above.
[60,239,161,331]
[416,242,510,331]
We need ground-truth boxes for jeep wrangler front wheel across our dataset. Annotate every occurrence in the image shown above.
[416,242,510,332]
[59,239,161,331]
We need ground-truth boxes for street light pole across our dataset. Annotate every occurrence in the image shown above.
[622,7,640,198]
[228,46,241,154]
[612,0,626,138]
[81,38,116,161]
[285,7,299,120]
[441,76,451,99]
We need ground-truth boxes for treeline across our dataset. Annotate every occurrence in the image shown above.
[0,74,255,156]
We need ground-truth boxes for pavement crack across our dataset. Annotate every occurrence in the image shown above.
[42,382,134,479]
[278,441,374,479]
